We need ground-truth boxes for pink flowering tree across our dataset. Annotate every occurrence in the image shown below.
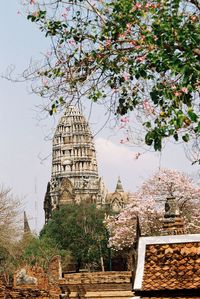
[22,0,200,152]
[138,168,200,233]
[105,194,162,251]
[105,169,200,251]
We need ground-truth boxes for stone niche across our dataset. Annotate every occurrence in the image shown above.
[16,268,38,286]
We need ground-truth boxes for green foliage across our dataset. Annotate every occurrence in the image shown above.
[0,246,12,273]
[25,0,200,151]
[20,235,69,269]
[0,234,70,278]
[40,203,109,270]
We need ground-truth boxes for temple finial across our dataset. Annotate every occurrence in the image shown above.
[115,177,124,193]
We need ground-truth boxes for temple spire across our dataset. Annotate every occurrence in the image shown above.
[44,105,105,223]
[162,197,186,235]
[24,211,31,235]
[115,177,124,193]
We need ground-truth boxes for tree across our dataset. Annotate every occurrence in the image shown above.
[105,169,200,251]
[138,168,200,232]
[23,0,200,151]
[0,186,22,251]
[40,203,109,271]
[105,195,162,251]
[18,235,70,270]
[0,186,22,281]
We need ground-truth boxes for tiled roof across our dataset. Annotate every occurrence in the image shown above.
[133,234,200,294]
[143,242,200,290]
[139,297,199,299]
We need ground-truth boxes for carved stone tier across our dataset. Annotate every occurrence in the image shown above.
[44,106,106,223]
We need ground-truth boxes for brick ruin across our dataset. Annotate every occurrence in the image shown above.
[0,256,61,298]
[0,256,133,299]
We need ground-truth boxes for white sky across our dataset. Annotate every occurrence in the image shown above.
[0,1,198,233]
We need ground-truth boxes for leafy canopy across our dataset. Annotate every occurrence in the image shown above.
[19,235,70,269]
[40,203,109,270]
[25,0,200,151]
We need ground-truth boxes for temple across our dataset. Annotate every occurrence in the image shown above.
[44,105,128,223]
[106,177,129,212]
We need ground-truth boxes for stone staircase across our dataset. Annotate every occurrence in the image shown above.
[59,271,134,299]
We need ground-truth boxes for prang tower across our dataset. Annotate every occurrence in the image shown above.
[44,106,107,223]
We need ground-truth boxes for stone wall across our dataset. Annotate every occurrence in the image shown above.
[0,256,62,299]
[0,275,50,298]
[0,257,134,299]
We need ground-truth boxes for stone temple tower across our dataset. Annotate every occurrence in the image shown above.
[44,105,107,223]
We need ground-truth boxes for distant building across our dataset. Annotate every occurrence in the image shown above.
[106,177,130,212]
[44,106,129,223]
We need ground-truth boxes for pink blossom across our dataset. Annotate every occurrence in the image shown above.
[143,100,151,110]
[191,15,197,21]
[145,2,151,8]
[120,117,129,123]
[62,13,68,20]
[129,40,136,45]
[135,3,142,9]
[42,78,48,86]
[125,29,131,35]
[105,39,112,47]
[124,23,132,34]
[123,72,130,81]
[32,11,39,17]
[181,87,189,94]
[174,91,181,97]
[46,51,52,57]
[69,39,76,46]
[133,152,141,160]
[62,8,70,20]
[134,45,141,50]
[118,33,126,39]
[120,137,129,144]
[136,55,146,62]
